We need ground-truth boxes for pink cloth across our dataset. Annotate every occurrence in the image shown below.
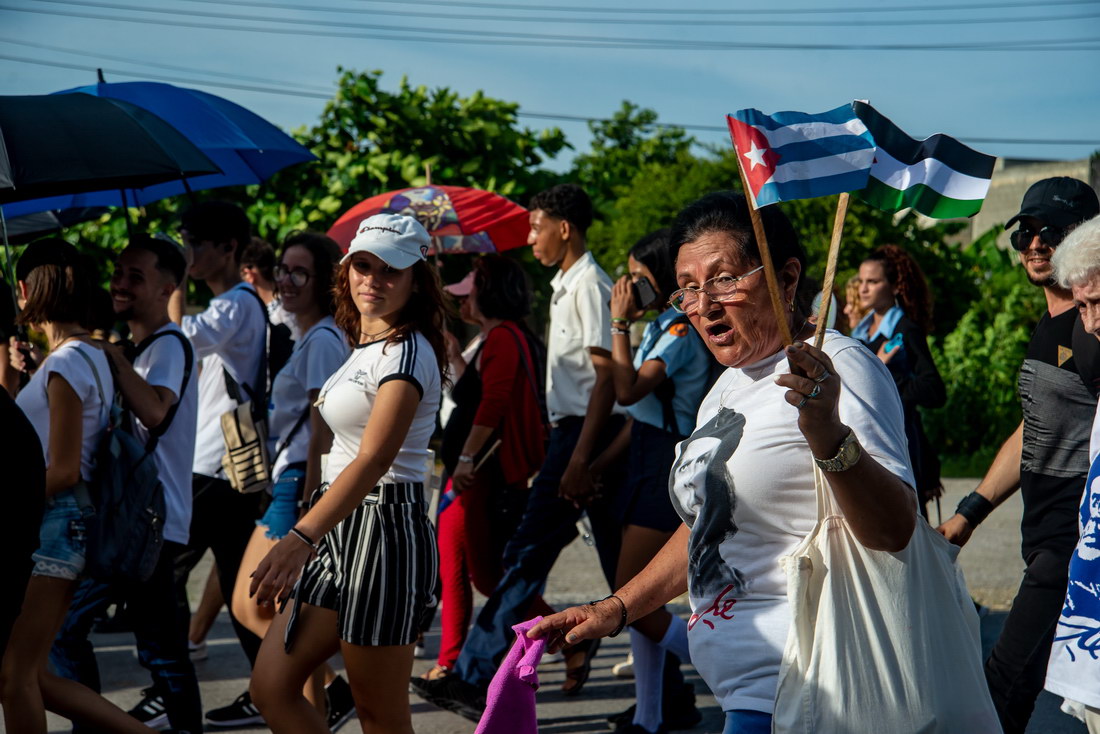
[475,617,547,734]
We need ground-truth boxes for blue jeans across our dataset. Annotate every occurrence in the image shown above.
[52,541,202,733]
[723,709,773,734]
[454,416,625,688]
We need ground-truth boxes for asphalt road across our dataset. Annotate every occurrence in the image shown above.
[15,478,1088,734]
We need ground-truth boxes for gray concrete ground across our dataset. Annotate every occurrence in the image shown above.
[16,478,1087,733]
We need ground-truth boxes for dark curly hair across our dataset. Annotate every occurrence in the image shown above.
[333,259,452,386]
[472,255,532,321]
[280,231,342,317]
[528,184,593,235]
[863,244,933,335]
[669,191,814,317]
[179,201,252,264]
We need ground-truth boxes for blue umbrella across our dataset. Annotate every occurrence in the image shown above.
[3,81,316,217]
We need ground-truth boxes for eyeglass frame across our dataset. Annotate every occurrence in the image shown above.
[668,265,766,314]
[273,264,313,287]
[1010,224,1066,252]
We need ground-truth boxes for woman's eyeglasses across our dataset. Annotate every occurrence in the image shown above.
[1010,225,1065,252]
[668,265,765,314]
[274,265,312,287]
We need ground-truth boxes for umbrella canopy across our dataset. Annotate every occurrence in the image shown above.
[327,185,529,255]
[2,81,315,217]
[0,93,219,206]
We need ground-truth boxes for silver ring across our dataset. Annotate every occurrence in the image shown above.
[813,369,831,384]
[796,395,809,409]
[808,384,822,400]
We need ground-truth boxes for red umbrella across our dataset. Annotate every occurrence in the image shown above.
[327,185,529,255]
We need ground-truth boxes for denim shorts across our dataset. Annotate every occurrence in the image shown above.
[32,490,94,581]
[258,464,306,540]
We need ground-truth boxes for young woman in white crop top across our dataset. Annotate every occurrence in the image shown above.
[249,215,448,734]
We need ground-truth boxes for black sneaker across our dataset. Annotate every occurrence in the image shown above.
[204,690,264,729]
[325,675,357,732]
[128,687,170,730]
[408,674,485,723]
[607,684,701,730]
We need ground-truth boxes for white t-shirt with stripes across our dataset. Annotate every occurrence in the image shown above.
[318,331,440,486]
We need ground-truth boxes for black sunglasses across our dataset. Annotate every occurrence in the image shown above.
[1010,225,1065,252]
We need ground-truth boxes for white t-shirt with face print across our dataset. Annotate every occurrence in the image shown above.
[669,331,914,713]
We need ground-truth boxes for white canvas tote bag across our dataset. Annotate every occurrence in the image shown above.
[772,464,1001,734]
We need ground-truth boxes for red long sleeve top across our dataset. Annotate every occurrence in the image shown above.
[472,322,547,485]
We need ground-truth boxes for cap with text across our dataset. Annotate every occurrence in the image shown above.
[1006,177,1100,231]
[342,213,430,270]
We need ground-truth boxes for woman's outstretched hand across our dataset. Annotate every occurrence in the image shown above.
[525,599,622,653]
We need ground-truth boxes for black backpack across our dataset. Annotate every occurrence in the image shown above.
[72,334,193,583]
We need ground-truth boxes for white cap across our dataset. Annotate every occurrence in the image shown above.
[341,213,430,270]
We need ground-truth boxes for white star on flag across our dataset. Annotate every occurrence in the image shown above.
[742,140,768,171]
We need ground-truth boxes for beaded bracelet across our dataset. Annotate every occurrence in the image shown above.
[611,327,630,337]
[611,317,629,327]
[587,593,629,637]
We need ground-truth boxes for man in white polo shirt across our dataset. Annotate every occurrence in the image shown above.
[412,184,628,719]
[168,201,270,729]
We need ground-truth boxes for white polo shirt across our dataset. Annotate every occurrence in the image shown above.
[545,251,618,423]
[182,282,268,478]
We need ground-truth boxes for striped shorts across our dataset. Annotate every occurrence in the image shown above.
[288,482,438,648]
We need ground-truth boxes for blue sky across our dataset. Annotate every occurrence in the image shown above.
[2,0,1099,171]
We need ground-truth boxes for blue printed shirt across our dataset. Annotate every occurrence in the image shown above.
[627,307,712,436]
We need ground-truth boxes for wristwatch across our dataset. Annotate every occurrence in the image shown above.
[814,428,862,472]
[457,454,475,465]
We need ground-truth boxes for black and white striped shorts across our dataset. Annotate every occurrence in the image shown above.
[289,482,438,647]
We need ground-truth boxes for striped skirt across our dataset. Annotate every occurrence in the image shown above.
[287,482,438,648]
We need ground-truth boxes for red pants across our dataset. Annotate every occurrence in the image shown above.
[436,477,554,669]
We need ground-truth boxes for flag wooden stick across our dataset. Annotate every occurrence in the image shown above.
[736,159,793,346]
[813,191,850,349]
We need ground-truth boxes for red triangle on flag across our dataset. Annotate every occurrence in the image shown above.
[727,116,780,203]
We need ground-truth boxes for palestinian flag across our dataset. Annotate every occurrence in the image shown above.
[854,101,996,219]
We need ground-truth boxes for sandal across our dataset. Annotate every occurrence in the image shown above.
[420,664,451,681]
[561,637,601,696]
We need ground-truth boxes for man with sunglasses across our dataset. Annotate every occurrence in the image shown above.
[938,176,1100,733]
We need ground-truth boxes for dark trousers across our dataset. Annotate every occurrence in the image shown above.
[454,415,625,688]
[52,541,203,733]
[175,474,264,668]
[984,546,1071,734]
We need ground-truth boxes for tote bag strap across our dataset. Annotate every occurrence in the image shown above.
[812,459,844,523]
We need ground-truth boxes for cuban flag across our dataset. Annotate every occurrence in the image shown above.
[727,104,876,209]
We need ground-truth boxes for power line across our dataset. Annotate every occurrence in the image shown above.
[4,52,1098,147]
[0,37,335,95]
[163,0,1100,27]
[277,0,1100,15]
[7,3,1100,51]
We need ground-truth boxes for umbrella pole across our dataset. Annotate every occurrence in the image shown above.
[736,159,793,346]
[119,188,135,240]
[813,192,850,349]
[181,176,197,207]
[0,205,21,318]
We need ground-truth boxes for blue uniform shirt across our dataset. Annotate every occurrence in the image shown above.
[627,307,713,436]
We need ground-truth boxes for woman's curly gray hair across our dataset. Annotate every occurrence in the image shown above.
[1052,215,1100,288]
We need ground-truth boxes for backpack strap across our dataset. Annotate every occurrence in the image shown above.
[134,329,194,452]
[222,285,270,414]
[70,343,109,427]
